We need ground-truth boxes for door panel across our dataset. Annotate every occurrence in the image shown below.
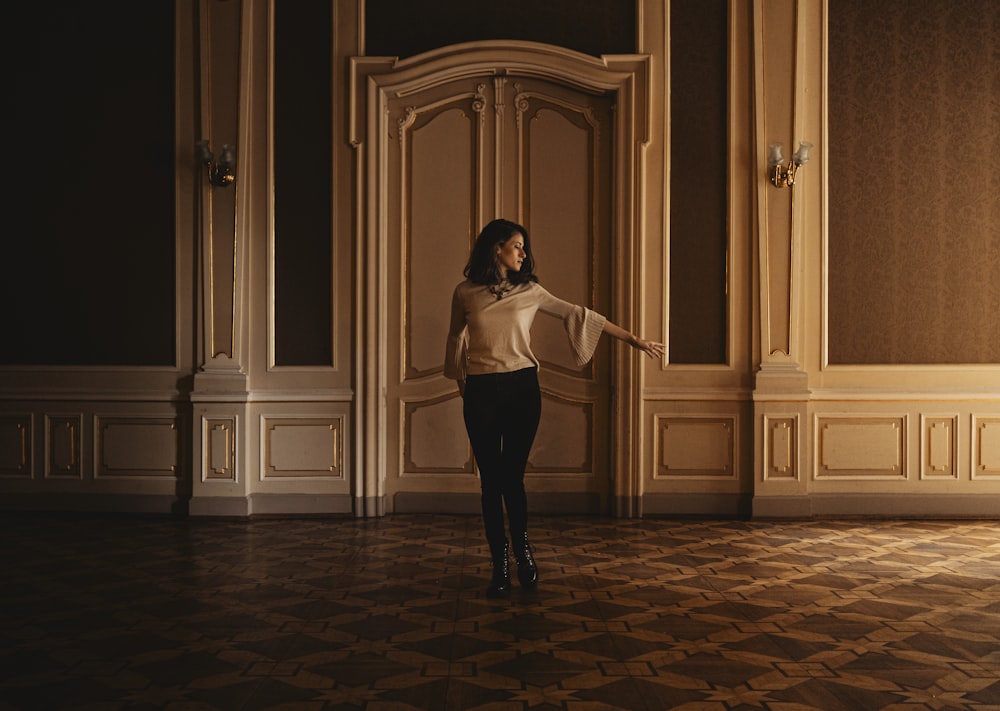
[389,78,487,495]
[509,79,612,498]
[384,71,614,511]
[405,92,485,379]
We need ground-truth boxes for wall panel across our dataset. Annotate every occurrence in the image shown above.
[96,417,180,478]
[2,3,176,366]
[403,396,471,475]
[815,416,907,480]
[764,415,798,481]
[973,416,1000,480]
[828,0,1000,364]
[46,415,82,479]
[655,416,736,479]
[204,417,237,482]
[0,415,32,478]
[262,416,344,480]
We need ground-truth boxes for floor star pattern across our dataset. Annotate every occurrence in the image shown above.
[1,514,998,710]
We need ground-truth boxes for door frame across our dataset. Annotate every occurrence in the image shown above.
[350,41,650,517]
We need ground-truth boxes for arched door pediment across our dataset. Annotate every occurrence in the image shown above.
[351,41,648,146]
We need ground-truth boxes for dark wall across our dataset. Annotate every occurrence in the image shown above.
[828,0,1000,363]
[273,0,334,366]
[3,2,176,366]
[365,0,636,58]
[668,0,729,364]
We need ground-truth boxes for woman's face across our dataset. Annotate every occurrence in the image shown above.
[496,232,526,277]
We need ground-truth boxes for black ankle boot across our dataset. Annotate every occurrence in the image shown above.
[512,531,538,588]
[487,540,511,598]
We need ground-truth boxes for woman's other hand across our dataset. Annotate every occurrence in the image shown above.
[630,336,665,359]
[602,319,664,359]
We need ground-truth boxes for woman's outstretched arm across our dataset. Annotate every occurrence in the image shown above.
[603,320,665,359]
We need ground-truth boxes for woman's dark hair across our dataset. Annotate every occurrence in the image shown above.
[464,218,539,286]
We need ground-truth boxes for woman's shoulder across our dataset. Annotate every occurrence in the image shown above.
[523,281,550,298]
[453,279,486,302]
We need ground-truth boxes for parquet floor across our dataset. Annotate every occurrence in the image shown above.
[1,514,998,710]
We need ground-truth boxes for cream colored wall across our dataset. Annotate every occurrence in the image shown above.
[751,0,1000,517]
[635,0,757,517]
[189,0,358,516]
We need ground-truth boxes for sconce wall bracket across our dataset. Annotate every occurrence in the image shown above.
[195,140,236,187]
[770,161,802,188]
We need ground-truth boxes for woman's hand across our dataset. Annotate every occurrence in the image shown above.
[630,335,665,359]
[603,320,665,359]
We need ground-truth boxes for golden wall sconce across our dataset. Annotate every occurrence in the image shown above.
[767,141,812,188]
[195,140,236,187]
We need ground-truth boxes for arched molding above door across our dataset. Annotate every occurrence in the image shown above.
[351,41,648,146]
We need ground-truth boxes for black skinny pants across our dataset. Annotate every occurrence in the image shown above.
[462,367,542,548]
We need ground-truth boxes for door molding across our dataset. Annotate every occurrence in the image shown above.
[350,41,650,517]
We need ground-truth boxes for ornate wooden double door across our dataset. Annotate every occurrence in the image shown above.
[363,51,619,514]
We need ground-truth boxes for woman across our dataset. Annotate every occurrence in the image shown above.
[444,219,664,598]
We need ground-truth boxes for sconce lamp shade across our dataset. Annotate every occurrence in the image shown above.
[767,143,784,167]
[219,145,236,170]
[792,141,813,165]
[195,140,213,164]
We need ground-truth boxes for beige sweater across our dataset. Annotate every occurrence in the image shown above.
[444,280,607,381]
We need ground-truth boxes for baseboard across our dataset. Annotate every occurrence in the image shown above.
[393,492,481,514]
[753,493,1000,519]
[392,491,601,515]
[529,492,601,514]
[0,493,185,516]
[249,493,353,516]
[188,496,250,517]
[641,493,751,518]
[189,494,355,517]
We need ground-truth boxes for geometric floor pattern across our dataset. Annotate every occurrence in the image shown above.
[1,515,999,710]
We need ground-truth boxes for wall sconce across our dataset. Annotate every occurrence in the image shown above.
[195,140,236,187]
[767,141,812,188]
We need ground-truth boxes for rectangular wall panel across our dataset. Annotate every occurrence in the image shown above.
[655,416,736,479]
[973,416,1000,480]
[262,417,343,479]
[204,417,236,482]
[403,396,473,475]
[827,0,1000,364]
[0,415,31,477]
[96,417,179,478]
[763,415,797,481]
[920,415,958,480]
[46,415,82,479]
[816,416,906,480]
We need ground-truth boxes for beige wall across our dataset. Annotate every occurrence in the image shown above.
[1,0,997,518]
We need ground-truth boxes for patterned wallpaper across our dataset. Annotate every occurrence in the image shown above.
[827,0,1000,364]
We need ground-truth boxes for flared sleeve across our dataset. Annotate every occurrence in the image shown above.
[443,284,469,381]
[563,305,607,366]
[537,285,607,367]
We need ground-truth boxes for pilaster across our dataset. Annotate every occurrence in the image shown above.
[189,0,253,515]
[751,0,813,514]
